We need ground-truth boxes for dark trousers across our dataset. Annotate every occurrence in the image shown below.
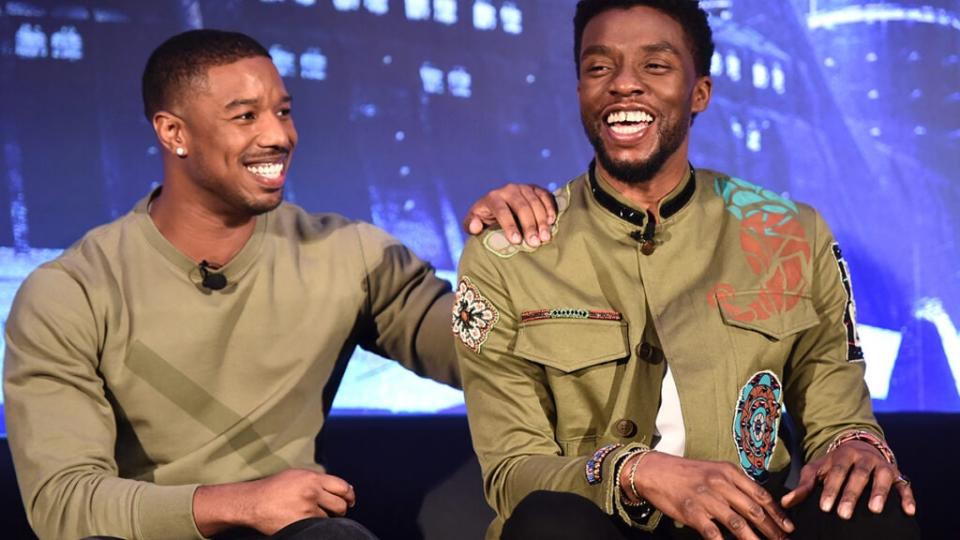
[501,480,920,540]
[212,517,379,540]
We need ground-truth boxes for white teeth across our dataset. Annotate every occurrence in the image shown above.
[610,124,645,135]
[605,110,653,125]
[245,163,283,180]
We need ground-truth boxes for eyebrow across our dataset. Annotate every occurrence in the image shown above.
[580,41,682,61]
[642,41,681,56]
[224,95,293,110]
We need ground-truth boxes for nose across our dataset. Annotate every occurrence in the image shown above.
[257,112,296,150]
[609,65,645,97]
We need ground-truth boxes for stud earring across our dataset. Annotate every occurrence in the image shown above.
[175,147,186,157]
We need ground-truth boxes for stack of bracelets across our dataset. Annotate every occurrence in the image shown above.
[827,430,896,465]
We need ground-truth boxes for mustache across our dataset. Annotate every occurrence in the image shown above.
[242,149,290,162]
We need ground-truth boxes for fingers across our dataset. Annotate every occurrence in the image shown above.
[864,464,895,514]
[818,460,852,513]
[835,461,873,519]
[486,198,523,244]
[894,474,917,516]
[516,185,552,245]
[319,474,356,507]
[723,469,793,537]
[316,489,350,517]
[462,184,555,244]
[507,190,542,247]
[532,185,558,225]
[781,462,818,508]
[464,216,484,235]
[677,467,788,540]
[687,492,761,540]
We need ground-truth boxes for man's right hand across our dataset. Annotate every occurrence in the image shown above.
[623,452,795,540]
[193,468,356,537]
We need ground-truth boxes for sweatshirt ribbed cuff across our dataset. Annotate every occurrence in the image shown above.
[135,483,203,540]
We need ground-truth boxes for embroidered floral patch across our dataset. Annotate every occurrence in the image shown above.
[452,277,499,353]
[732,370,783,484]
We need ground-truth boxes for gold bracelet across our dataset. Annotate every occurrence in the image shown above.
[628,448,653,505]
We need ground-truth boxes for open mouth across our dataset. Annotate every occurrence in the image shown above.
[604,109,655,136]
[245,161,284,181]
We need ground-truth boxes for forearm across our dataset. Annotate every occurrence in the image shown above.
[193,482,256,538]
[482,442,657,528]
[19,469,200,540]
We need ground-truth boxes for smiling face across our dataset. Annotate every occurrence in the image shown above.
[175,56,297,216]
[577,6,711,185]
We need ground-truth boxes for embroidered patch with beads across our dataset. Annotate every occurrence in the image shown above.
[521,308,622,323]
[831,243,865,362]
[452,277,499,353]
[483,182,572,258]
[732,370,783,484]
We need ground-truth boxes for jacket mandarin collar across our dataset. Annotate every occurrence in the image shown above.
[587,160,696,228]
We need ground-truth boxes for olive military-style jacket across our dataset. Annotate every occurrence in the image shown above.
[454,165,881,538]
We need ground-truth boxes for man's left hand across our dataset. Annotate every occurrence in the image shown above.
[781,440,916,520]
[463,183,556,246]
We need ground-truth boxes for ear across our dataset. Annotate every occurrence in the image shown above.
[691,75,712,115]
[153,110,187,155]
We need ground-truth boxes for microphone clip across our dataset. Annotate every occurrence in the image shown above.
[199,260,228,291]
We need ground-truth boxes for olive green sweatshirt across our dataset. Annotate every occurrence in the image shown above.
[4,193,457,539]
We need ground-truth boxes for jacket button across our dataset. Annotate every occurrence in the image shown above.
[615,419,637,438]
[636,342,663,364]
[640,241,656,255]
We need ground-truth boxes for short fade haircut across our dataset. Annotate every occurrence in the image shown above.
[573,0,714,79]
[141,29,270,120]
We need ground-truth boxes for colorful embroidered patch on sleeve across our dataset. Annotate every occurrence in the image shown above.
[521,308,622,323]
[831,243,865,362]
[732,370,783,484]
[483,182,572,258]
[708,176,811,323]
[452,277,500,353]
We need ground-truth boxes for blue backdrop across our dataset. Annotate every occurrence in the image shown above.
[0,0,958,423]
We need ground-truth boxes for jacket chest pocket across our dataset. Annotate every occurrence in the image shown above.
[715,291,821,369]
[515,319,630,450]
[515,319,630,372]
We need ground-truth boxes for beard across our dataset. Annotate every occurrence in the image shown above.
[583,111,689,185]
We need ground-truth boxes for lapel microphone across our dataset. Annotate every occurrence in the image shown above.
[198,260,228,290]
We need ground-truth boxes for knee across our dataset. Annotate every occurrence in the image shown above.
[274,517,379,540]
[502,491,619,540]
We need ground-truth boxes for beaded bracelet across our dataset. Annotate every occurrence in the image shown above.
[827,430,896,465]
[585,443,623,485]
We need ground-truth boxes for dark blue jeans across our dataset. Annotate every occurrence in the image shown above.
[213,518,379,540]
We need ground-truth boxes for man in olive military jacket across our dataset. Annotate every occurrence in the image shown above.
[454,2,920,539]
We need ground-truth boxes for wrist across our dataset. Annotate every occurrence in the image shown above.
[827,430,896,465]
[193,481,255,537]
[617,450,654,500]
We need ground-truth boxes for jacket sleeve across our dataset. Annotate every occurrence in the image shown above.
[3,266,201,540]
[454,237,656,529]
[783,209,885,461]
[355,222,460,389]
